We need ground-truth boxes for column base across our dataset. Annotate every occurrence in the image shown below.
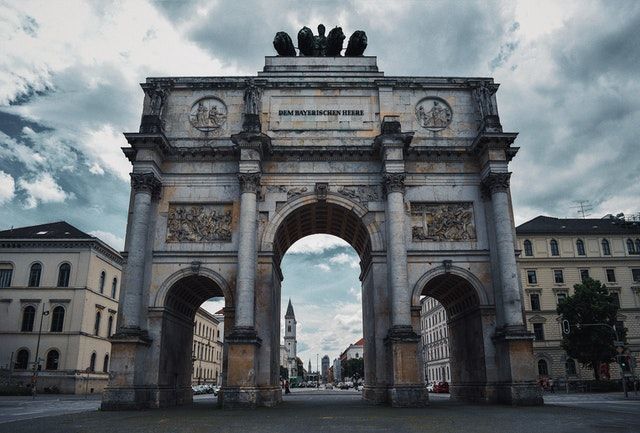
[450,383,498,404]
[362,385,388,405]
[388,385,429,407]
[219,386,282,408]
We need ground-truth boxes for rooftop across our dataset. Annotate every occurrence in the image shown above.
[0,221,94,240]
[516,215,640,236]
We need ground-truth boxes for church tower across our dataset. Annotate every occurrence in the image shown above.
[284,299,297,378]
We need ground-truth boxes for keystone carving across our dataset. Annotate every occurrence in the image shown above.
[130,172,162,198]
[238,172,261,193]
[382,173,406,195]
[167,204,233,243]
[411,202,476,242]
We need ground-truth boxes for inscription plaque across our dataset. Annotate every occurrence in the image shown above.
[269,96,375,131]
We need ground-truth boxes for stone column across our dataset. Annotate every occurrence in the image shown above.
[121,172,161,330]
[383,173,412,328]
[235,172,260,329]
[481,172,523,330]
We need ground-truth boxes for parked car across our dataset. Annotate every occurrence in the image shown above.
[433,381,449,393]
[426,383,435,392]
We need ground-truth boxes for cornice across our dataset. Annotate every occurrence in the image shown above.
[0,239,123,265]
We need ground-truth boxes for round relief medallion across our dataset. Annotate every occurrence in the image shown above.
[189,97,228,133]
[415,97,452,131]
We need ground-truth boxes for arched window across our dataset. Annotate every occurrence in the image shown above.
[576,239,585,256]
[550,239,559,256]
[524,240,533,256]
[28,263,42,287]
[46,350,59,370]
[636,239,640,254]
[57,263,71,287]
[601,239,611,256]
[0,263,13,288]
[50,306,65,332]
[627,239,636,254]
[111,278,117,298]
[89,352,96,372]
[537,359,549,376]
[565,358,577,376]
[103,354,109,373]
[107,315,114,337]
[21,306,36,332]
[94,311,101,336]
[99,271,105,293]
[15,349,29,369]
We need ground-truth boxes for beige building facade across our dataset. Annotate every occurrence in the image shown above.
[420,297,450,384]
[191,308,223,385]
[517,215,640,381]
[0,221,122,394]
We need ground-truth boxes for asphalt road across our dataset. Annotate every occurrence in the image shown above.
[0,390,638,433]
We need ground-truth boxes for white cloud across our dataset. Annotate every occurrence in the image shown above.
[88,162,105,175]
[201,298,225,316]
[88,230,125,251]
[314,263,331,272]
[329,252,359,269]
[287,234,350,254]
[17,173,73,208]
[0,170,15,204]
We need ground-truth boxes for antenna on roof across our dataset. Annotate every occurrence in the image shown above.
[571,200,593,219]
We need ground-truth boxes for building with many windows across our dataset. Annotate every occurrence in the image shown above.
[191,308,223,385]
[517,215,640,381]
[420,296,450,384]
[0,222,122,394]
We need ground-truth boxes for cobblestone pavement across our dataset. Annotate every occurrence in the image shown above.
[0,391,638,433]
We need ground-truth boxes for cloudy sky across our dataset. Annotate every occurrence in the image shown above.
[1,0,639,365]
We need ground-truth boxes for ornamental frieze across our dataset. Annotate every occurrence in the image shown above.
[166,204,233,243]
[411,202,476,242]
[336,185,380,203]
[415,97,452,131]
[189,97,228,133]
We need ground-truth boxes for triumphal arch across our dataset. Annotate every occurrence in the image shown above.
[102,27,542,409]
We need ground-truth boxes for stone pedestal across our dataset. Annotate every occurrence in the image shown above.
[386,326,429,407]
[493,330,543,406]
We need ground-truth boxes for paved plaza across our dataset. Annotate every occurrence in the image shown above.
[0,390,638,433]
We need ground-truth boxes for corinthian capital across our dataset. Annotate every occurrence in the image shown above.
[238,172,261,193]
[382,172,406,195]
[130,172,162,198]
[481,172,511,194]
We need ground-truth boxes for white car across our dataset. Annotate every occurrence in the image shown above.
[426,383,435,392]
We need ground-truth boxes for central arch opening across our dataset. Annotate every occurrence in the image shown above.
[271,200,374,400]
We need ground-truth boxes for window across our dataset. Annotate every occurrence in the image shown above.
[556,292,567,304]
[637,239,640,254]
[554,270,564,284]
[107,316,114,337]
[99,271,105,293]
[550,239,559,256]
[537,359,548,376]
[50,306,65,332]
[601,239,611,256]
[627,239,636,254]
[524,240,533,256]
[527,270,538,284]
[530,293,541,311]
[28,263,42,287]
[565,359,577,376]
[576,239,585,256]
[89,352,96,372]
[0,264,12,288]
[111,278,117,298]
[46,350,59,370]
[57,263,71,287]
[533,323,545,340]
[610,292,620,308]
[580,269,590,282]
[94,311,101,336]
[606,269,616,283]
[103,354,109,373]
[287,325,291,332]
[15,349,29,370]
[21,306,36,332]
[632,269,640,282]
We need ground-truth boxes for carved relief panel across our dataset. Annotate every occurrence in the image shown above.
[411,202,476,242]
[167,203,233,242]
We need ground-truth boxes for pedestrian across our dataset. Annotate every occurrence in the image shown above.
[285,379,290,395]
[549,378,555,393]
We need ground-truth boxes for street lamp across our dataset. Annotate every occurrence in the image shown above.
[31,304,50,399]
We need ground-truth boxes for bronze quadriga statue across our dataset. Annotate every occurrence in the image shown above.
[273,24,367,57]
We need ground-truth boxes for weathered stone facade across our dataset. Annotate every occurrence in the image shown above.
[102,56,541,409]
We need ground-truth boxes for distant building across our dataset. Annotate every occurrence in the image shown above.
[0,221,122,394]
[191,308,223,385]
[517,215,640,381]
[283,299,298,378]
[339,338,364,361]
[321,355,330,382]
[420,297,450,384]
[333,358,342,382]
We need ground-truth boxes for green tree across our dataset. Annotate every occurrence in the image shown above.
[341,358,364,380]
[280,366,288,379]
[557,278,627,380]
